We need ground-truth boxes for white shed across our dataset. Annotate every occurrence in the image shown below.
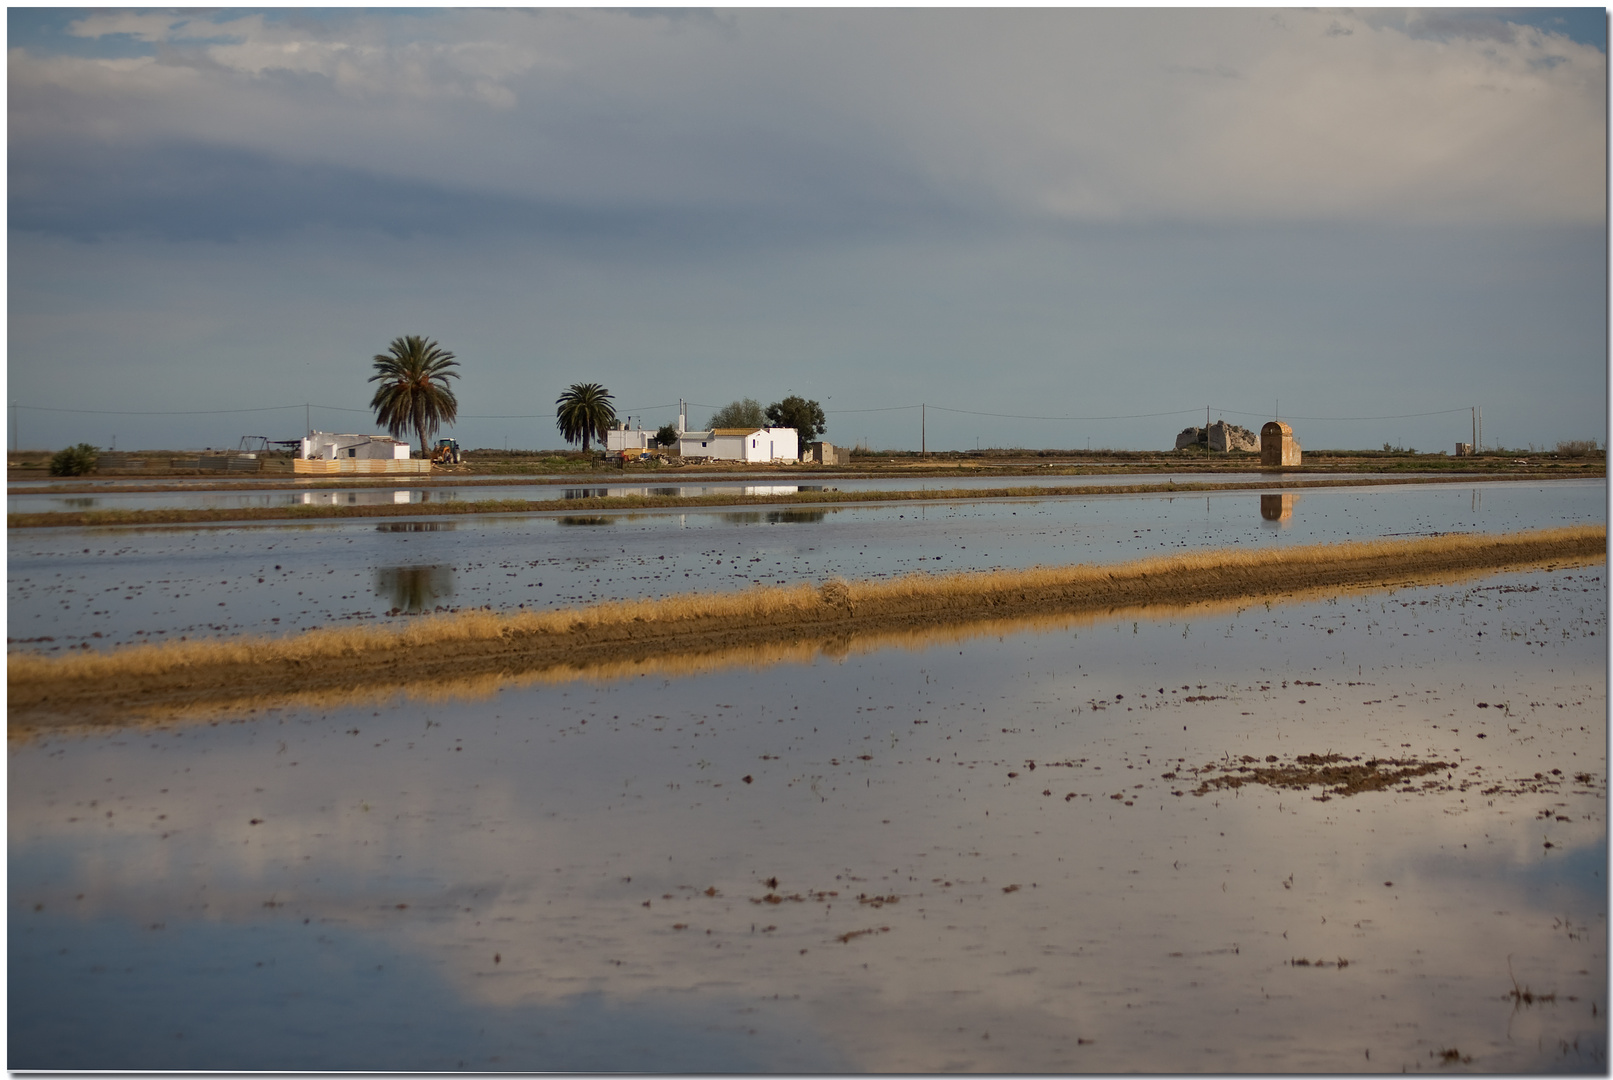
[605,427,658,454]
[301,431,412,460]
[678,427,798,463]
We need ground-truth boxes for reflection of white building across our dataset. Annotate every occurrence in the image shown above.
[678,427,799,463]
[301,431,412,460]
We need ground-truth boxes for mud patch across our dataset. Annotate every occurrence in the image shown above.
[1190,753,1455,799]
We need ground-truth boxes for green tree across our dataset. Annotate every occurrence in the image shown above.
[707,398,765,430]
[555,382,617,452]
[49,443,99,476]
[368,336,460,457]
[654,423,680,448]
[765,395,827,443]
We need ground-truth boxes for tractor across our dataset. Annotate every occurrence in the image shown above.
[431,438,463,465]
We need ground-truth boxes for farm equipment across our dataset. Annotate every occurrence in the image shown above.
[432,439,463,465]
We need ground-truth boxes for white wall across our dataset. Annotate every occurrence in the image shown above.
[678,427,797,462]
[605,428,657,452]
[301,431,411,460]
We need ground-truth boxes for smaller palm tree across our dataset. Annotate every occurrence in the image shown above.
[555,383,617,453]
[369,336,460,458]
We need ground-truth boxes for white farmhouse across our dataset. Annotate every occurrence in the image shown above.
[300,431,412,460]
[679,426,799,463]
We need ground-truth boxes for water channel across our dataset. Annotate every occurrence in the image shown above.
[8,480,1603,653]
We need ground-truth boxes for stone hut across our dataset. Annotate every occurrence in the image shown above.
[1174,422,1257,453]
[1260,421,1301,467]
[802,441,846,466]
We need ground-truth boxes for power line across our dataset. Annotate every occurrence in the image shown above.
[14,400,1482,424]
[1208,406,1475,422]
[16,404,309,416]
[926,405,1201,421]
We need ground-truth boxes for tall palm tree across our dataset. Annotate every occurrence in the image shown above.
[555,383,617,453]
[369,336,460,458]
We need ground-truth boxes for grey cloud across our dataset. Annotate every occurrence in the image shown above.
[10,9,1604,230]
[1165,63,1242,79]
[7,137,978,253]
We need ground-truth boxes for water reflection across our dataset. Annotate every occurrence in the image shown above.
[8,565,1605,1071]
[1260,492,1297,525]
[62,497,99,509]
[373,565,454,612]
[720,510,830,524]
[298,490,424,506]
[557,516,616,527]
[375,521,457,533]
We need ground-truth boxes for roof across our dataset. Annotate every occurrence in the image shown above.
[710,427,766,436]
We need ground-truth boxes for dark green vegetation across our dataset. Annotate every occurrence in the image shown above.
[706,398,766,429]
[369,336,460,457]
[47,443,99,476]
[554,383,616,453]
[655,423,680,448]
[765,395,827,442]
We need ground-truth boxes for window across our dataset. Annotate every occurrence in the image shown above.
[347,447,356,458]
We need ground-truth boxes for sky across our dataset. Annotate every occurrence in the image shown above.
[7,7,1608,453]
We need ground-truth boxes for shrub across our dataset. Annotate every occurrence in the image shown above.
[1555,439,1602,458]
[49,443,100,476]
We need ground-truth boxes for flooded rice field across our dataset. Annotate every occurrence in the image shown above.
[9,559,1606,1071]
[8,479,1603,653]
[8,470,1454,514]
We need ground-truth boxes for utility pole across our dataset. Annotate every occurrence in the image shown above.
[306,402,311,438]
[1471,406,1476,454]
[921,403,926,457]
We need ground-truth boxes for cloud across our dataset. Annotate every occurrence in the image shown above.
[8,8,1604,244]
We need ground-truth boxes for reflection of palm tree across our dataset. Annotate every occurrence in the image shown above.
[374,565,454,612]
[555,383,616,453]
[369,336,460,458]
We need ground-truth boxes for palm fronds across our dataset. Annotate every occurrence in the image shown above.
[369,336,460,457]
[555,383,616,452]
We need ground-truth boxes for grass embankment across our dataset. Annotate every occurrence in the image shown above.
[9,526,1604,734]
[6,472,1597,529]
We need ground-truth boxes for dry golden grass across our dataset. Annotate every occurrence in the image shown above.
[10,525,1603,693]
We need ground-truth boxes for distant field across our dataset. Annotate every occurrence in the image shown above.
[8,470,1605,529]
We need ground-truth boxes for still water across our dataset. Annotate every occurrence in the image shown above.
[9,564,1605,1070]
[8,471,1455,514]
[8,480,1603,653]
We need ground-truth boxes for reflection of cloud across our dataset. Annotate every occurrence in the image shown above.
[9,569,1605,1070]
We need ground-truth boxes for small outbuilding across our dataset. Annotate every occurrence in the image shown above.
[802,441,846,466]
[294,430,429,474]
[301,431,411,461]
[678,426,799,463]
[1260,421,1301,467]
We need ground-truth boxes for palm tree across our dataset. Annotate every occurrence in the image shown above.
[368,336,460,458]
[555,383,617,453]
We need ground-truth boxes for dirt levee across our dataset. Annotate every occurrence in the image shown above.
[9,526,1604,734]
